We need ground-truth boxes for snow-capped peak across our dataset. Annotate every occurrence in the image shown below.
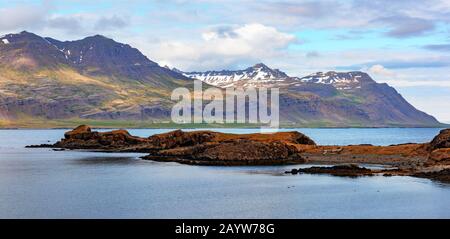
[183,63,290,87]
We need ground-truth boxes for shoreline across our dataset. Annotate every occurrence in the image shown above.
[3,125,448,130]
[26,125,450,182]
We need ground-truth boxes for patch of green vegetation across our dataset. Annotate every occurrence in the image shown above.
[335,91,366,104]
[1,117,446,129]
[0,117,269,129]
[0,117,338,129]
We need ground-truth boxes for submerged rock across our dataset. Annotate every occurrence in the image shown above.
[285,168,299,174]
[413,169,450,182]
[25,144,54,148]
[286,164,374,177]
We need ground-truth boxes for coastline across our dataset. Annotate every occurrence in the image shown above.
[1,125,448,130]
[26,125,450,182]
[1,118,448,130]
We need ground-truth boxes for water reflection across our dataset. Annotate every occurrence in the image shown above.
[72,156,140,165]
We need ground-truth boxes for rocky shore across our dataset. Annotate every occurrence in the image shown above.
[28,125,315,165]
[27,125,450,181]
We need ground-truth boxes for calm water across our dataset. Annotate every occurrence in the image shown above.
[0,128,449,218]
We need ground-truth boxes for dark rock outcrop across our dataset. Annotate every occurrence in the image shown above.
[286,164,374,177]
[147,130,218,150]
[54,125,150,150]
[25,125,450,179]
[29,125,311,165]
[429,129,450,151]
[414,169,450,182]
[147,129,316,148]
[145,130,313,165]
[143,139,305,165]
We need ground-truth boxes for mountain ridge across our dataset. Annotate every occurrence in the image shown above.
[183,63,290,88]
[0,31,443,127]
[183,63,376,90]
[182,63,441,127]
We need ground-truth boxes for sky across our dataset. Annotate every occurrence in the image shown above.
[1,0,450,122]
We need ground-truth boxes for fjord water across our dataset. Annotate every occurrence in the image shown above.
[1,128,449,218]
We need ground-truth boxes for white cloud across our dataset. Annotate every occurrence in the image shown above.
[367,64,396,77]
[147,23,297,71]
[0,4,48,31]
[359,64,450,88]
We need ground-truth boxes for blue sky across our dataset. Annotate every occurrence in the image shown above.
[1,0,450,122]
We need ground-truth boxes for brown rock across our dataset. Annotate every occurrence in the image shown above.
[64,125,92,139]
[40,126,311,165]
[55,126,150,150]
[147,130,217,150]
[429,148,450,162]
[146,129,315,150]
[144,139,305,165]
[413,169,450,182]
[429,128,450,151]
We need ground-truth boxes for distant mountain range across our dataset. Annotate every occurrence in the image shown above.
[183,64,441,127]
[0,31,443,127]
[183,64,372,90]
[183,63,289,88]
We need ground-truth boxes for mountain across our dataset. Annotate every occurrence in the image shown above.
[183,63,290,88]
[0,31,443,127]
[0,31,192,123]
[45,35,189,83]
[0,31,69,69]
[184,64,441,127]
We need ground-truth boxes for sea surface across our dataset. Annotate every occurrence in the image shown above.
[0,128,449,218]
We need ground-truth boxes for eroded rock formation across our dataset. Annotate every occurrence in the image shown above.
[429,129,450,150]
[30,125,314,165]
[143,139,304,165]
[54,125,150,150]
[26,125,450,180]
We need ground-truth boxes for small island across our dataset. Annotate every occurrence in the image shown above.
[28,125,450,182]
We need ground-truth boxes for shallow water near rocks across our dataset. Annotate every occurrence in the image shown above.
[0,128,449,218]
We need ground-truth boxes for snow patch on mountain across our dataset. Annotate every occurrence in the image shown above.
[183,63,290,87]
[299,71,372,90]
[183,63,373,90]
